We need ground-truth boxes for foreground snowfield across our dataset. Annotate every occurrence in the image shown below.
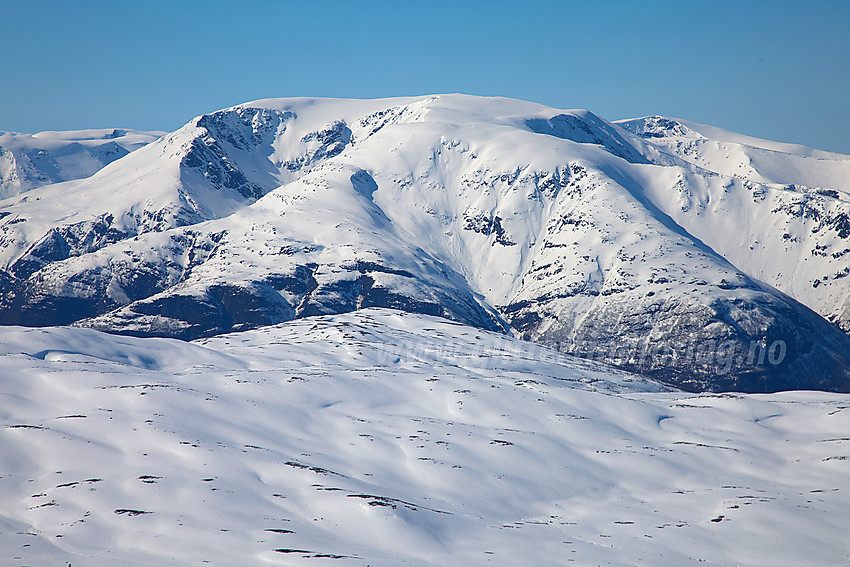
[1,308,848,566]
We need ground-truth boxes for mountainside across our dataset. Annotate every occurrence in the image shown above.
[1,309,849,567]
[617,115,850,332]
[1,95,849,392]
[0,128,163,199]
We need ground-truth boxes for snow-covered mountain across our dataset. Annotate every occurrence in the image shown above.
[1,95,849,392]
[1,309,848,567]
[0,128,163,199]
[617,115,850,332]
[1,97,849,566]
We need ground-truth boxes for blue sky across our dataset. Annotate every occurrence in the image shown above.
[3,0,849,153]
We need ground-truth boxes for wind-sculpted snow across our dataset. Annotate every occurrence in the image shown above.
[0,309,848,566]
[1,95,850,392]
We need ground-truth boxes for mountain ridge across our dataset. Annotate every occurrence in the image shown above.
[1,94,849,393]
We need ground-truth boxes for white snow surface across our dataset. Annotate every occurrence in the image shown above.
[1,308,848,566]
[0,129,164,199]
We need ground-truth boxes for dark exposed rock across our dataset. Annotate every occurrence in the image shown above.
[282,120,352,172]
[181,107,293,200]
[505,289,850,393]
[9,214,131,279]
[76,253,502,341]
[462,211,515,246]
[618,116,694,139]
[0,230,221,328]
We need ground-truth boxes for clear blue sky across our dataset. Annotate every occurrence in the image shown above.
[2,0,849,153]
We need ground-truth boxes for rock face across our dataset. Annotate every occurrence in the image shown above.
[1,95,850,392]
[507,289,850,393]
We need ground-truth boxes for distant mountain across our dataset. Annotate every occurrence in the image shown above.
[0,128,163,198]
[1,95,849,392]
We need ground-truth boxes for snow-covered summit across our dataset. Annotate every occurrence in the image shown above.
[618,115,850,189]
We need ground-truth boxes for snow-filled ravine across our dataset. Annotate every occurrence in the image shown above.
[1,308,848,566]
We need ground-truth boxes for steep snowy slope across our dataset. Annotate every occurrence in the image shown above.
[0,128,163,199]
[619,116,850,331]
[1,95,849,392]
[1,309,848,567]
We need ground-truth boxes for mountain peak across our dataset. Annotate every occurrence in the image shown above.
[2,95,849,392]
[617,115,704,140]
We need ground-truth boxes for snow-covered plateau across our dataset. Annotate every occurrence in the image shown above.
[1,95,849,565]
[1,309,848,566]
